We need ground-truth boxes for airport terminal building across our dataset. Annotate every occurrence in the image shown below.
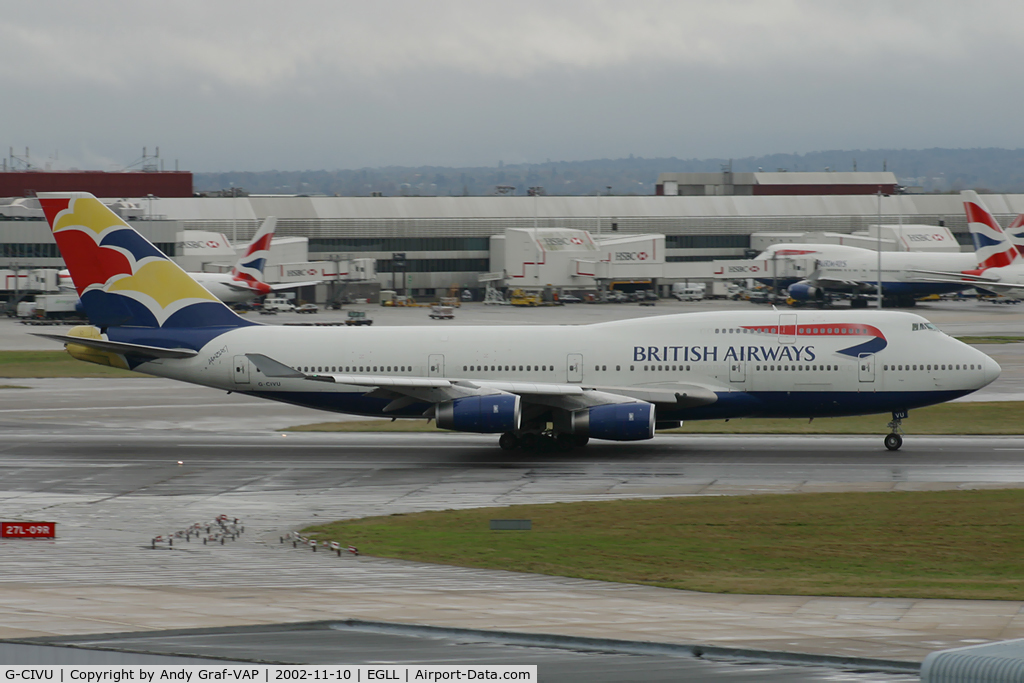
[3,171,1024,300]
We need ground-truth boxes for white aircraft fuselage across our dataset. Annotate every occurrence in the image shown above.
[133,308,997,423]
[758,244,975,299]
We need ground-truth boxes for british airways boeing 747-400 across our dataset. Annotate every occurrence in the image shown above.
[34,193,1000,451]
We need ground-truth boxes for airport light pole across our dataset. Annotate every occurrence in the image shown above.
[876,188,883,309]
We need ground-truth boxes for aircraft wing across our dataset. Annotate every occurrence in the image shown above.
[246,353,720,414]
[219,280,322,293]
[268,281,323,291]
[220,280,261,293]
[908,268,993,282]
[911,276,1024,291]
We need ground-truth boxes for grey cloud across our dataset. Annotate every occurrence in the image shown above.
[5,0,1024,170]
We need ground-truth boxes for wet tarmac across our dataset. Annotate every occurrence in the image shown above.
[1,299,1023,675]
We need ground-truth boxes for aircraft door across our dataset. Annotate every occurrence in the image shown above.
[428,354,445,377]
[232,355,250,385]
[729,360,745,383]
[567,353,583,383]
[778,313,797,344]
[858,353,875,383]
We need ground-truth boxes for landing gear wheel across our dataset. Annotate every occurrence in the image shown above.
[574,435,590,448]
[498,432,520,451]
[555,433,576,452]
[519,433,540,451]
[885,410,906,451]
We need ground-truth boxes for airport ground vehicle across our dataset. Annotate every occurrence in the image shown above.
[673,284,705,301]
[429,305,455,319]
[510,289,542,306]
[345,310,373,326]
[16,295,82,320]
[262,297,296,313]
[296,304,319,314]
[35,192,1001,452]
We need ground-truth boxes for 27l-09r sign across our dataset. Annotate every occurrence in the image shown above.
[2,523,55,538]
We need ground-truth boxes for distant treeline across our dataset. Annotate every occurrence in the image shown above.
[194,147,1024,197]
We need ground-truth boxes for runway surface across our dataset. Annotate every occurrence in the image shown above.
[2,300,1024,672]
[2,377,1024,668]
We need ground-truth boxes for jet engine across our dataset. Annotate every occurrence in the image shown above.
[786,280,824,302]
[570,402,656,441]
[436,394,521,434]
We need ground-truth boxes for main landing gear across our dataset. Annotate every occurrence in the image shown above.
[498,432,589,452]
[884,410,907,451]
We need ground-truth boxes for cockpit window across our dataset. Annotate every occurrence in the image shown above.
[912,322,938,331]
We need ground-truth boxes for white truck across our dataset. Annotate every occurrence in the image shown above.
[672,283,705,301]
[261,297,296,313]
[16,294,83,320]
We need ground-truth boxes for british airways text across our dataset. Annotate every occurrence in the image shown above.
[634,345,817,362]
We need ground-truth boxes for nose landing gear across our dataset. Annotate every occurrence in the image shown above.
[885,410,907,451]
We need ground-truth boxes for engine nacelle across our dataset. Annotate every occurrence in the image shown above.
[787,280,823,301]
[571,402,656,441]
[436,394,521,434]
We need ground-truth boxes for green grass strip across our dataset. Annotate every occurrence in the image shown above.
[956,336,1024,344]
[304,489,1024,601]
[0,350,145,378]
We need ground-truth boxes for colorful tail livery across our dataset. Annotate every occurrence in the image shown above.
[962,190,1021,271]
[1005,213,1024,258]
[38,192,247,330]
[229,216,277,294]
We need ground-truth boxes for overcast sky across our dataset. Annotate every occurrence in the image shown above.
[4,1,1023,172]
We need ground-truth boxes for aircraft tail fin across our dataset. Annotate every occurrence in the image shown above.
[230,216,277,290]
[1005,213,1024,258]
[38,192,251,329]
[962,190,1021,270]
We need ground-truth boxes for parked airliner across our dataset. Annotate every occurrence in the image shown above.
[34,193,1000,451]
[758,243,979,307]
[58,216,322,304]
[913,191,1024,296]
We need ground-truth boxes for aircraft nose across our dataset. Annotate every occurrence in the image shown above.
[979,352,1001,388]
